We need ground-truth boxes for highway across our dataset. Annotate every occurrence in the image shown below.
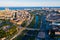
[10,15,34,40]
[19,14,41,40]
[10,27,25,40]
[19,15,40,31]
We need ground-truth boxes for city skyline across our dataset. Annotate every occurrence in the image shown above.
[0,0,60,7]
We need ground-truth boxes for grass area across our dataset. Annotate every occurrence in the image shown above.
[21,21,27,27]
[21,12,42,29]
[27,14,42,29]
[13,30,28,40]
[13,30,39,40]
[21,12,35,27]
[0,29,7,38]
[0,19,18,38]
[26,30,39,36]
[0,19,13,27]
[55,35,60,38]
[27,14,36,28]
[25,35,35,40]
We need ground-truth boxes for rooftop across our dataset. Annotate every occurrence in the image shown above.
[46,14,60,22]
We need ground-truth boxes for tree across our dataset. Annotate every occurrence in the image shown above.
[0,30,7,38]
[50,29,55,39]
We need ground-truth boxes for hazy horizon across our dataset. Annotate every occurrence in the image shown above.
[0,0,60,7]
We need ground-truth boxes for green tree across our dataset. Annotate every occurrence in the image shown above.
[0,30,7,38]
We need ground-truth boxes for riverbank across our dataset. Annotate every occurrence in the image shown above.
[13,30,39,40]
[27,14,41,29]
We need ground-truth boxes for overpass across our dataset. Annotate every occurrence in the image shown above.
[25,33,36,36]
[19,27,40,31]
[25,28,40,30]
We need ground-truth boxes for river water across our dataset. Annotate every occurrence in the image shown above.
[21,15,40,40]
[34,16,39,28]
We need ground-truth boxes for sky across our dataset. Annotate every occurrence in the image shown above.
[0,0,60,7]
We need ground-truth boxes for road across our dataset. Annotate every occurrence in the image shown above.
[10,27,25,40]
[19,15,38,29]
[19,26,40,30]
[10,15,34,40]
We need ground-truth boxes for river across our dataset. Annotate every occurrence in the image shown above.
[21,14,40,40]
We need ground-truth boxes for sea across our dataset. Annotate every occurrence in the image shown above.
[0,7,60,10]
